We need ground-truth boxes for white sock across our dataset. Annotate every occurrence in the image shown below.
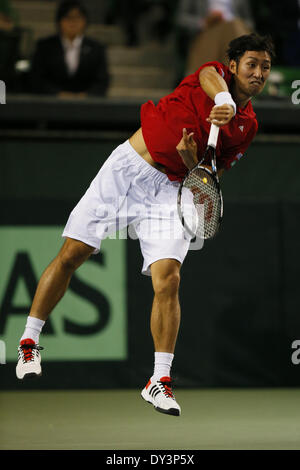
[152,352,174,380]
[20,316,45,344]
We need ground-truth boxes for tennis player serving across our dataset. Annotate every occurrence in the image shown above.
[16,33,274,416]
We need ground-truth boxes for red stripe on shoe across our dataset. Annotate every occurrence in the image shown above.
[20,339,35,346]
[145,379,151,389]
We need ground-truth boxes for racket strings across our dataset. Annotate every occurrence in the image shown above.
[183,168,221,239]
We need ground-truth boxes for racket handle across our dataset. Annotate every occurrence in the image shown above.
[208,123,220,148]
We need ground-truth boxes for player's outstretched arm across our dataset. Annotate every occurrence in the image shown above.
[199,66,236,127]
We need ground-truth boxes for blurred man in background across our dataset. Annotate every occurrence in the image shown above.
[30,0,109,97]
[175,0,253,82]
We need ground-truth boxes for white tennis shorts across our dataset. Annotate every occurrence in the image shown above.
[62,140,192,276]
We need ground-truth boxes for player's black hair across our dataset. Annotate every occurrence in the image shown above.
[56,0,88,24]
[226,33,276,65]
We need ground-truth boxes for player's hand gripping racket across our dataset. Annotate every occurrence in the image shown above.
[177,123,223,239]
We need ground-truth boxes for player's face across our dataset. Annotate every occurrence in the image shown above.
[230,51,271,97]
[59,8,87,40]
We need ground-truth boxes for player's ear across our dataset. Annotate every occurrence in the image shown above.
[229,59,237,75]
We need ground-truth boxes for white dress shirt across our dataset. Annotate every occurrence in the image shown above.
[61,35,83,75]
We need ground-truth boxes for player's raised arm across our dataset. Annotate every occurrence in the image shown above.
[199,66,236,127]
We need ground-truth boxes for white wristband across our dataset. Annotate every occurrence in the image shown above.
[214,91,236,116]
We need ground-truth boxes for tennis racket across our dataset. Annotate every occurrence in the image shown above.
[177,123,223,239]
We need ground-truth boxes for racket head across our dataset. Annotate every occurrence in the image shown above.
[178,164,223,240]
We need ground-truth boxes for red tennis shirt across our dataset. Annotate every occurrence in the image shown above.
[140,61,258,181]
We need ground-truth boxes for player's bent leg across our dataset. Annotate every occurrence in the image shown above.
[141,258,181,416]
[16,237,95,380]
[30,237,95,321]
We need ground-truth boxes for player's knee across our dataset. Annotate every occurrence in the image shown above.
[153,270,180,298]
[57,238,94,272]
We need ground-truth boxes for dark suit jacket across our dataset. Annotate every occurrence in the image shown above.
[30,34,109,95]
